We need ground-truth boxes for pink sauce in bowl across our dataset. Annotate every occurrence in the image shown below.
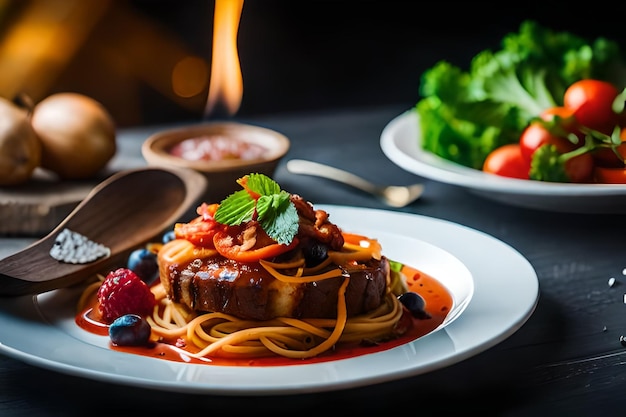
[141,121,290,202]
[168,135,268,162]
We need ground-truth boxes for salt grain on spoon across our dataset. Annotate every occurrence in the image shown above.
[49,228,111,264]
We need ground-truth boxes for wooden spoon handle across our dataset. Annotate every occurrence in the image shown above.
[0,167,207,296]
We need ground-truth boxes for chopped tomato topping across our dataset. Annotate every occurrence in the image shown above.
[174,203,221,247]
[342,233,373,246]
[213,222,298,262]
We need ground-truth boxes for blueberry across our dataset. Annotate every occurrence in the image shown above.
[162,230,176,244]
[109,314,151,346]
[127,248,159,284]
[398,292,431,319]
[303,242,328,267]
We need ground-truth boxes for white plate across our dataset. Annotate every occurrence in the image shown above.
[380,110,626,213]
[0,206,538,395]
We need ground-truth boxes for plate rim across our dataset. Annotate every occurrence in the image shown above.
[380,110,626,196]
[0,206,539,395]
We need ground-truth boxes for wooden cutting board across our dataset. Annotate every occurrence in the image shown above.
[0,169,104,236]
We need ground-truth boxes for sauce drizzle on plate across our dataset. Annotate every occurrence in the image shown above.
[75,265,453,367]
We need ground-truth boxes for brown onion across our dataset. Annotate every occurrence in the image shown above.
[31,93,117,180]
[0,96,41,186]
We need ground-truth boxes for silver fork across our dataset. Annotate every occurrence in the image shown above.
[286,159,424,208]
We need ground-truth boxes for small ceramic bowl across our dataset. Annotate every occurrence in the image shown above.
[141,122,290,204]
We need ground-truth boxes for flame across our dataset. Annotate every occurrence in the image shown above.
[204,0,244,118]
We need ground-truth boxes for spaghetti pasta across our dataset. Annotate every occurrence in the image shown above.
[143,238,406,360]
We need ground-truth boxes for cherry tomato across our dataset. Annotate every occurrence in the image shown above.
[528,142,595,183]
[562,151,595,183]
[519,121,577,164]
[174,203,221,247]
[592,144,626,168]
[540,106,582,136]
[563,79,621,134]
[591,127,626,168]
[520,106,584,162]
[213,223,299,262]
[482,143,529,179]
[594,166,626,184]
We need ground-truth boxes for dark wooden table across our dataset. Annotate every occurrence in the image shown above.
[2,105,626,416]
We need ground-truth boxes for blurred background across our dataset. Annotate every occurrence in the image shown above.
[0,0,624,128]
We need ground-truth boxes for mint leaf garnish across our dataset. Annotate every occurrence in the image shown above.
[213,189,256,224]
[245,172,282,195]
[214,174,299,244]
[257,193,299,244]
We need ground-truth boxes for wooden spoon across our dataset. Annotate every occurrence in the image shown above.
[0,166,207,296]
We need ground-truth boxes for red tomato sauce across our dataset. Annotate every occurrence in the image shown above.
[168,135,267,161]
[76,265,453,367]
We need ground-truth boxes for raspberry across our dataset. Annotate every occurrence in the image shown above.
[97,268,156,324]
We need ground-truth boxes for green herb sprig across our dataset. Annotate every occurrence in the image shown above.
[213,173,299,245]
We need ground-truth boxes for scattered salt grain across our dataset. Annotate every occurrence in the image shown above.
[49,228,110,264]
[622,268,626,276]
[609,277,616,287]
[621,335,626,347]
